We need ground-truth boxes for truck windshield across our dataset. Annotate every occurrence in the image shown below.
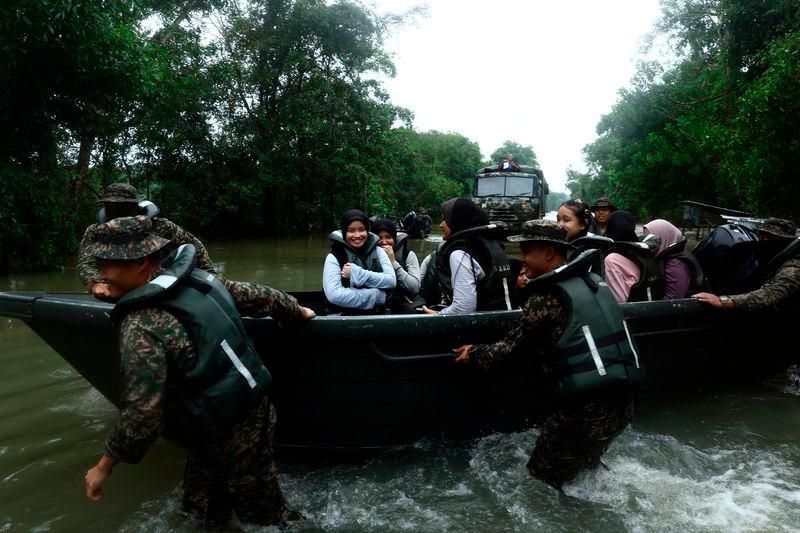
[476,176,534,197]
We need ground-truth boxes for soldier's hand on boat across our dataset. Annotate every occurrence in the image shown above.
[453,344,473,364]
[341,263,352,279]
[84,455,115,501]
[298,306,316,320]
[693,292,724,308]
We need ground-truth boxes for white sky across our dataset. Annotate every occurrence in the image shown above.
[372,0,663,192]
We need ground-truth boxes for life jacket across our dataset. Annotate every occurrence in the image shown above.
[415,242,445,307]
[385,233,417,313]
[324,230,387,315]
[569,233,613,276]
[530,249,644,399]
[654,237,706,296]
[758,238,800,282]
[436,224,515,311]
[110,245,271,447]
[606,238,664,302]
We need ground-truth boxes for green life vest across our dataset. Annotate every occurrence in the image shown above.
[436,224,515,311]
[532,250,645,399]
[606,239,665,302]
[324,230,387,314]
[111,245,271,447]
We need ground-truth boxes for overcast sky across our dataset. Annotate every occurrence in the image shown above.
[371,0,663,192]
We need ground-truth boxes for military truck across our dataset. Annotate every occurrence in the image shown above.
[473,164,549,233]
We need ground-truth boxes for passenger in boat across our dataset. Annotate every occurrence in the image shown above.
[590,197,617,236]
[643,219,704,299]
[372,217,420,313]
[77,182,215,300]
[322,209,396,314]
[604,210,663,303]
[694,218,799,310]
[558,199,612,275]
[421,198,515,314]
[415,241,445,308]
[453,219,642,490]
[82,216,315,527]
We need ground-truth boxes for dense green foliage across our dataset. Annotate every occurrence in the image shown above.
[0,0,483,272]
[546,191,569,213]
[571,0,800,222]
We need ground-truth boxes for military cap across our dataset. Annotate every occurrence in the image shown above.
[757,218,797,239]
[591,197,617,212]
[508,219,574,249]
[86,216,171,260]
[96,182,139,204]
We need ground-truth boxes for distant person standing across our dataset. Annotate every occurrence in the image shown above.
[590,198,617,236]
[453,220,642,489]
[77,183,215,299]
[694,218,799,310]
[498,153,521,172]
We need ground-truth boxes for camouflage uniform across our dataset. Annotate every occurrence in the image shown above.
[731,257,800,310]
[77,217,216,286]
[104,275,302,525]
[90,216,303,526]
[471,219,635,489]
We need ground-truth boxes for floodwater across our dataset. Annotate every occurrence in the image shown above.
[2,236,800,532]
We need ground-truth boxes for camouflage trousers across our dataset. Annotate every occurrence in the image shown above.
[182,397,298,526]
[527,389,636,489]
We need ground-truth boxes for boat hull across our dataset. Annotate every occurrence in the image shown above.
[1,291,796,451]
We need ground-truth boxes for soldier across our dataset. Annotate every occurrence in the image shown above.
[82,216,316,527]
[694,217,799,310]
[590,197,617,236]
[453,220,643,489]
[77,183,216,299]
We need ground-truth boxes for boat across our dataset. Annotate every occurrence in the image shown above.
[1,289,797,452]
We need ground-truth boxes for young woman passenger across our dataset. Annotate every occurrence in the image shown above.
[558,199,612,273]
[322,210,396,315]
[643,219,701,299]
[421,198,515,315]
[603,210,642,303]
[372,218,420,314]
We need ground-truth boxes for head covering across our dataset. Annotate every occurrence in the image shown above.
[85,216,171,260]
[508,219,573,250]
[371,218,397,240]
[606,210,638,242]
[591,197,617,212]
[97,182,139,204]
[441,197,490,235]
[340,209,370,237]
[757,218,797,240]
[643,219,683,256]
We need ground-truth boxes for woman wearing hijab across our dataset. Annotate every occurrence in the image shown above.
[644,219,704,299]
[421,198,515,315]
[322,209,396,314]
[603,210,664,303]
[372,217,420,313]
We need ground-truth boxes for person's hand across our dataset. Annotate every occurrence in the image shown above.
[298,306,316,320]
[91,282,112,299]
[382,244,396,263]
[420,305,438,315]
[341,263,352,279]
[85,456,115,501]
[692,292,723,308]
[453,344,473,364]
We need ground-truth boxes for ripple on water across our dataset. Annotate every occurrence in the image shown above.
[48,387,114,418]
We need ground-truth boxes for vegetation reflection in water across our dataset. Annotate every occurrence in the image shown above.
[2,238,800,531]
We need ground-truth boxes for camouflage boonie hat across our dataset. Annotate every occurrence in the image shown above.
[508,219,574,249]
[96,182,139,204]
[757,218,797,239]
[591,197,617,211]
[86,216,170,260]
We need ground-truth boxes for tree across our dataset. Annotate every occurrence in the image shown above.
[489,141,539,166]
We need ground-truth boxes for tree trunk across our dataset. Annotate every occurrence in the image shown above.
[72,133,95,210]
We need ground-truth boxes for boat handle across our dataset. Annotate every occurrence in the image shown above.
[369,341,456,362]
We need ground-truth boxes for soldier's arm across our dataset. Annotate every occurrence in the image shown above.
[153,218,217,274]
[76,225,102,288]
[104,310,170,464]
[469,292,565,372]
[221,277,305,321]
[732,259,800,311]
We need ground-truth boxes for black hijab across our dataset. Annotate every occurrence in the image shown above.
[606,210,638,242]
[371,218,397,240]
[441,197,490,235]
[340,209,370,238]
